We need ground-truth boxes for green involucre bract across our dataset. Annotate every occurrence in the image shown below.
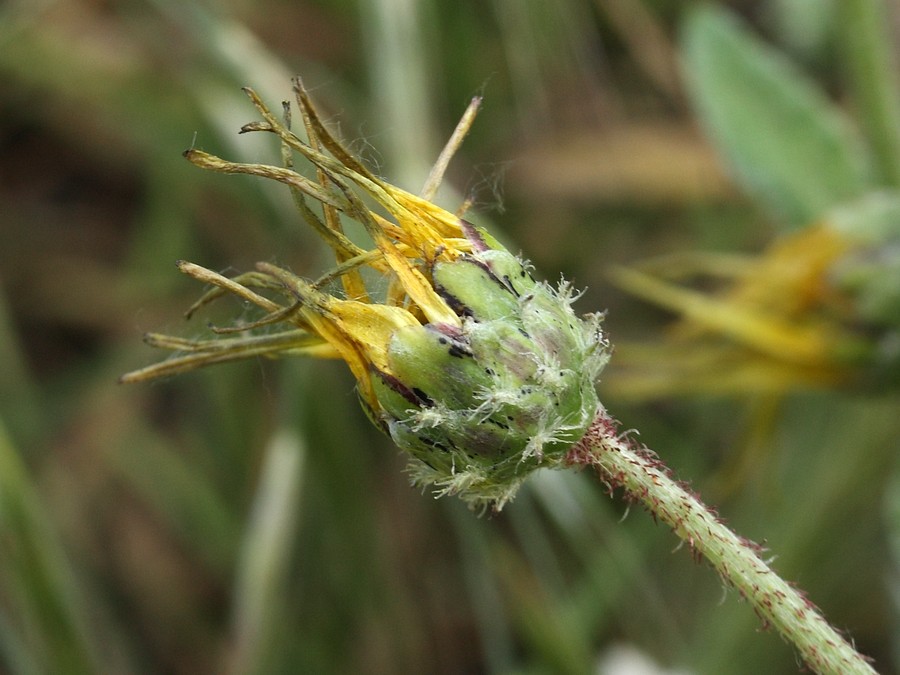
[372,246,609,510]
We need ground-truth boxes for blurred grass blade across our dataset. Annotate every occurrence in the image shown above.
[359,0,439,191]
[839,0,900,188]
[229,428,305,675]
[681,5,873,227]
[114,424,242,577]
[448,504,516,673]
[0,286,41,446]
[0,419,99,674]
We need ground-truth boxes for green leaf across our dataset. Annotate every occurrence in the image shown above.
[838,0,900,188]
[681,6,873,228]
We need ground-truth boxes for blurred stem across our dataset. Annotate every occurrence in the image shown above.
[359,0,438,191]
[566,407,877,675]
[594,0,684,105]
[229,429,305,675]
[840,0,900,187]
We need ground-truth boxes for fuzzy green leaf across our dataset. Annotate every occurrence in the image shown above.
[681,6,873,227]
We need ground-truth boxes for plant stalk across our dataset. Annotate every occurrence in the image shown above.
[565,406,877,675]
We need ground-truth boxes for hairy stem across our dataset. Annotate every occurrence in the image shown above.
[566,407,876,675]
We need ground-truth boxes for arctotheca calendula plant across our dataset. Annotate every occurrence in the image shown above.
[123,80,878,674]
[121,80,609,511]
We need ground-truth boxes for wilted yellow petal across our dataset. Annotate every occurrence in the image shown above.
[609,265,840,366]
[256,262,422,390]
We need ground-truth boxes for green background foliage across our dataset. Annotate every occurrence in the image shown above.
[1,0,898,673]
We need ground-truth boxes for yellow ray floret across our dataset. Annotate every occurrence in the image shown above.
[607,224,873,398]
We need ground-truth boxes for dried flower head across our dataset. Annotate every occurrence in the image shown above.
[122,80,609,511]
[608,193,900,398]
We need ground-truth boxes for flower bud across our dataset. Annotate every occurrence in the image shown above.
[828,193,900,386]
[121,82,611,511]
[372,246,608,509]
[608,192,900,399]
[829,193,900,330]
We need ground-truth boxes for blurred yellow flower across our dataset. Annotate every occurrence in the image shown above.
[607,217,897,399]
